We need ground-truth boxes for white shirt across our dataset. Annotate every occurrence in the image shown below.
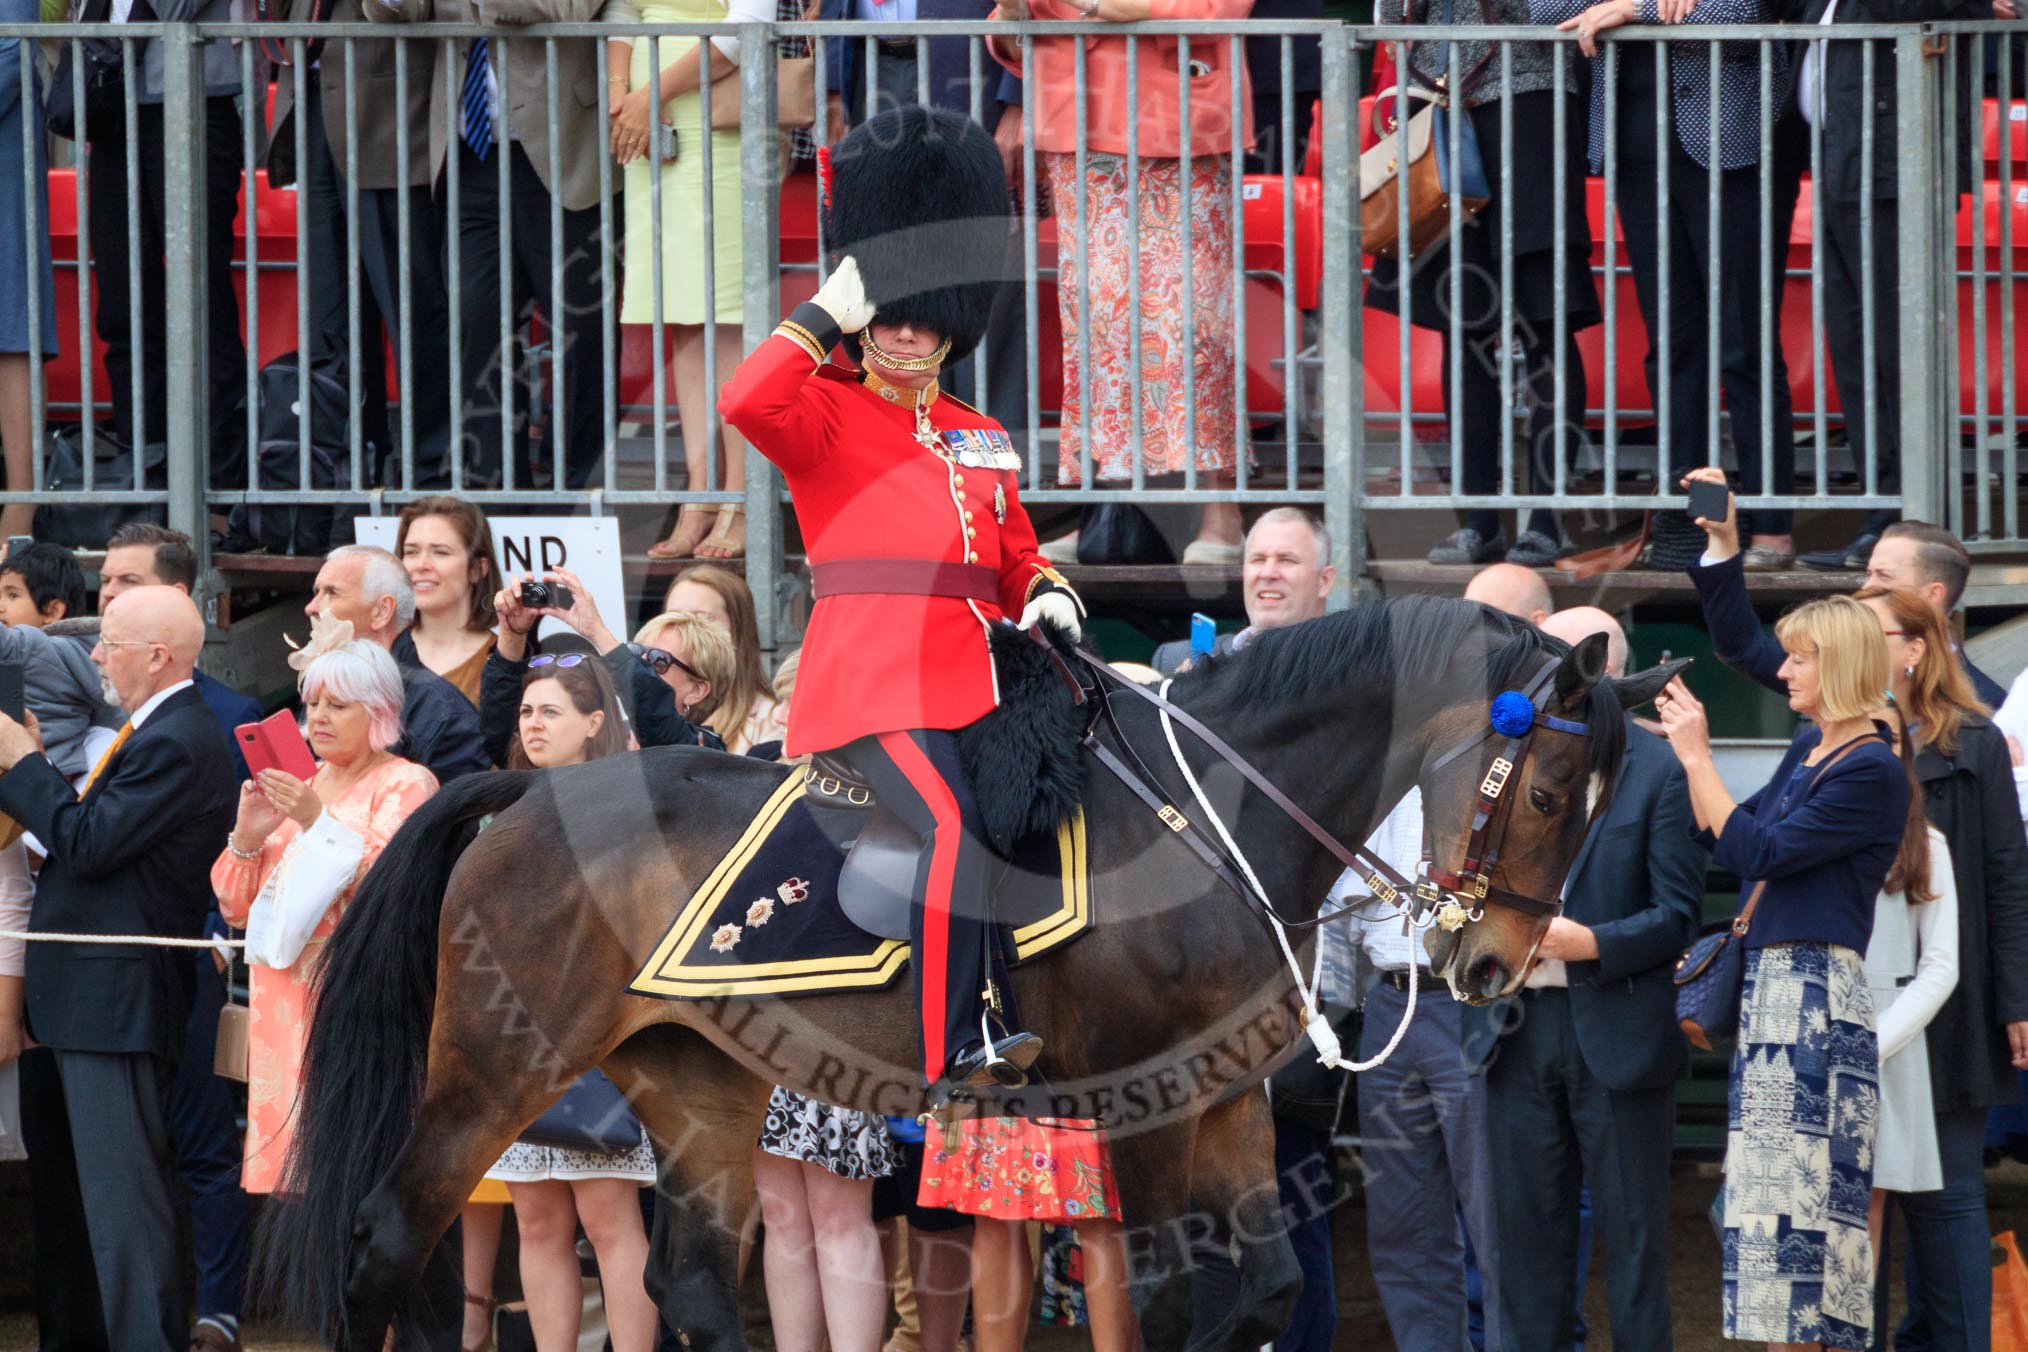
[1346,789,1425,970]
[129,678,194,730]
[1797,0,1843,129]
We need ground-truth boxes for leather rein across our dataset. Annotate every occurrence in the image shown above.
[1057,640,1593,935]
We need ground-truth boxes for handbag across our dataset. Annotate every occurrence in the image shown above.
[242,812,366,971]
[215,965,251,1083]
[704,0,818,131]
[1673,880,1765,1051]
[520,1069,644,1155]
[1358,0,1490,261]
[1672,734,1879,1050]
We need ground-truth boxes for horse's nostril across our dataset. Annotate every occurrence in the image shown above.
[1471,954,1507,998]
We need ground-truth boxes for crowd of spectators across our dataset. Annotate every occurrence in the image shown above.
[0,488,2017,1352]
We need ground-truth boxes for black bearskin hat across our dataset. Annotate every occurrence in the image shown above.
[822,104,1012,368]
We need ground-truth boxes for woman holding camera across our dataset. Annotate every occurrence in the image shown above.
[1655,595,1922,1350]
[479,655,661,1352]
[212,635,439,1195]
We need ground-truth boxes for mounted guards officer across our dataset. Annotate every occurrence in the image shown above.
[719,105,1085,1109]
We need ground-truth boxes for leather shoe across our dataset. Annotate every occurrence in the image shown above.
[1799,532,1877,572]
[1428,527,1507,566]
[1741,543,1796,571]
[936,1033,1044,1098]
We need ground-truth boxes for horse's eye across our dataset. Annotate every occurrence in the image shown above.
[1529,787,1556,815]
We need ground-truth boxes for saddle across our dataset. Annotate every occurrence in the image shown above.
[804,753,997,942]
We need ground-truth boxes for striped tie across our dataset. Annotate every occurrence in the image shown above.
[462,37,494,159]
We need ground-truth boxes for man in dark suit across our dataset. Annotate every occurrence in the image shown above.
[1783,0,1989,570]
[0,586,238,1352]
[308,544,489,780]
[1463,608,1706,1352]
[97,522,259,1352]
[270,1,454,486]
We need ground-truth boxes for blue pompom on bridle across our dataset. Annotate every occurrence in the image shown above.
[1488,690,1537,739]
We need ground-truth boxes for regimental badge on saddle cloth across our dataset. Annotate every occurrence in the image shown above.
[943,428,1021,471]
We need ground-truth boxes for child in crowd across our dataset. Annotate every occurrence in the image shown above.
[0,542,87,628]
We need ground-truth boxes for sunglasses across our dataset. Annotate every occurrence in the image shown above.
[626,641,703,683]
[529,654,588,670]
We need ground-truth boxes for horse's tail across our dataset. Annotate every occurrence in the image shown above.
[255,770,537,1342]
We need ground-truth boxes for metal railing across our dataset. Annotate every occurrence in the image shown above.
[1,16,2021,634]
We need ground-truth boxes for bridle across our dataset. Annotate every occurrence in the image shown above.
[1071,645,1596,935]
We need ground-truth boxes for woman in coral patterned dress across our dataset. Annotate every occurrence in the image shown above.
[919,1116,1138,1351]
[212,634,438,1195]
[987,0,1254,565]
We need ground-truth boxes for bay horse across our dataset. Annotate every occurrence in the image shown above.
[259,596,1683,1351]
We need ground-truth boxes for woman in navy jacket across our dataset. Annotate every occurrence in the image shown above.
[1656,595,1924,1351]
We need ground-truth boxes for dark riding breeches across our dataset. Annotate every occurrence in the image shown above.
[835,728,992,1086]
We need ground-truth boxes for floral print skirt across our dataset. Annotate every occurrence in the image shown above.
[1043,151,1240,486]
[918,1115,1121,1223]
[1723,942,1879,1350]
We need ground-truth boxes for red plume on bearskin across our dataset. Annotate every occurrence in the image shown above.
[820,105,1012,368]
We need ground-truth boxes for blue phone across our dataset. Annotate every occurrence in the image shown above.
[1190,612,1217,658]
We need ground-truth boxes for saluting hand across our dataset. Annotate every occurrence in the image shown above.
[812,255,878,335]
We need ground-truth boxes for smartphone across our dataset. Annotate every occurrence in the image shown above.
[5,536,31,561]
[1686,479,1731,525]
[1190,612,1217,658]
[0,660,22,723]
[235,709,319,782]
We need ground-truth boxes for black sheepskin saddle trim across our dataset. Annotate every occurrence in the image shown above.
[956,623,1089,855]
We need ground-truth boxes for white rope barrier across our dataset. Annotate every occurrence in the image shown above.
[0,929,243,948]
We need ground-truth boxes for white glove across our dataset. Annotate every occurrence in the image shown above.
[1016,589,1084,642]
[812,255,877,335]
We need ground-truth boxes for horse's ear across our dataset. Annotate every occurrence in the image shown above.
[1552,633,1610,709]
[1610,655,1694,711]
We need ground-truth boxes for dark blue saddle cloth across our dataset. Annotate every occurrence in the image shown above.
[628,770,1092,1002]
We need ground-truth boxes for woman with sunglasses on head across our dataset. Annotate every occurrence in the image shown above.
[473,654,663,1352]
[478,566,722,767]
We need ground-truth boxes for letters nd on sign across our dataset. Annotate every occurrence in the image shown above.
[354,517,628,644]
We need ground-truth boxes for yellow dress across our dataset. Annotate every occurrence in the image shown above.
[620,0,749,327]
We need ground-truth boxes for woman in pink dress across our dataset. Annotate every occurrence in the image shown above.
[212,629,439,1195]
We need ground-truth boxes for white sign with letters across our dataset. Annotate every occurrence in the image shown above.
[355,516,628,645]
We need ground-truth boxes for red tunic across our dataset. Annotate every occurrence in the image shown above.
[720,331,1065,758]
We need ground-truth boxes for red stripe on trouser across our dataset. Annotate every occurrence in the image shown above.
[877,730,965,1081]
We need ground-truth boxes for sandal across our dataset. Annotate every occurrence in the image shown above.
[697,503,746,560]
[647,504,716,560]
[462,1293,500,1352]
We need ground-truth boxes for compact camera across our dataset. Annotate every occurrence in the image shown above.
[519,579,574,611]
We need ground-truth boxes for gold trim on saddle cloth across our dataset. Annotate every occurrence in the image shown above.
[626,774,1093,1001]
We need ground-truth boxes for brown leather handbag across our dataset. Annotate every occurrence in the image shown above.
[1359,80,1489,261]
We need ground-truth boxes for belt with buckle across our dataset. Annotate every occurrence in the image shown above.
[1379,967,1438,993]
[874,36,917,54]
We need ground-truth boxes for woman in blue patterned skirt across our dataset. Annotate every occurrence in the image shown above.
[1655,595,1926,1350]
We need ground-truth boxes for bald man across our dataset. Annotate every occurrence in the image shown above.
[0,585,237,1352]
[1463,606,1705,1352]
[1464,562,1555,627]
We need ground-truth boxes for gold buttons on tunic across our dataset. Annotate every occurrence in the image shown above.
[952,474,965,487]
[964,511,974,523]
[956,490,967,501]
[967,551,979,563]
[965,527,977,540]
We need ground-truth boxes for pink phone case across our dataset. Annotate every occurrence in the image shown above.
[235,710,318,781]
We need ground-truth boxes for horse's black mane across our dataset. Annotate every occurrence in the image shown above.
[1186,595,1627,783]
